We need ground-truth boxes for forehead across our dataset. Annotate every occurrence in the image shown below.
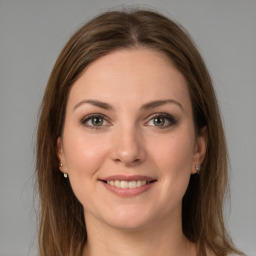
[67,48,191,112]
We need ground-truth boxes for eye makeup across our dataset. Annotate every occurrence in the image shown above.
[80,113,110,129]
[146,113,178,129]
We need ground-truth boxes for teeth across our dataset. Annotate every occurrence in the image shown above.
[128,181,136,188]
[120,181,128,188]
[114,180,120,187]
[106,180,149,188]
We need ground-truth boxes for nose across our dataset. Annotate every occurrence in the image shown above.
[110,125,146,166]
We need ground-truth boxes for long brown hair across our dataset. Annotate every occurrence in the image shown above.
[36,9,244,256]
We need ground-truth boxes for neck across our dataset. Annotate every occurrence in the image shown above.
[82,210,196,256]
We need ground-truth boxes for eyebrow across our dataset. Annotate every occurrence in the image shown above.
[141,99,184,112]
[73,99,113,111]
[73,99,184,112]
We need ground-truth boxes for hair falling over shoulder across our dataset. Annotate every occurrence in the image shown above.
[36,8,245,256]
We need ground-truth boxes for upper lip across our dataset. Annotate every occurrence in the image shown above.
[100,175,156,182]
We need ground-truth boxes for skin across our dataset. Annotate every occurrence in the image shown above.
[57,48,207,256]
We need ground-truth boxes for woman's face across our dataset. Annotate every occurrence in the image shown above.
[57,48,207,230]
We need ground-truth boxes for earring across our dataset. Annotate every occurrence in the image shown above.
[59,163,68,178]
[195,165,201,174]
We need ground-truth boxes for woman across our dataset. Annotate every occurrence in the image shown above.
[36,9,245,256]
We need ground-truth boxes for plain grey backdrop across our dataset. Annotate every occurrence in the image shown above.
[0,0,255,255]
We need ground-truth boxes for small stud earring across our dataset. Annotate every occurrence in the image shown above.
[64,173,68,178]
[195,165,201,174]
[59,163,63,167]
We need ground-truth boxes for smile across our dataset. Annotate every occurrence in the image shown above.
[99,175,157,197]
[106,180,149,188]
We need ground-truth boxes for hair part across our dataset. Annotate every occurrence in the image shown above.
[36,9,244,256]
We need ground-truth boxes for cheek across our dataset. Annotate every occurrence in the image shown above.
[143,128,195,216]
[150,130,195,174]
[62,129,111,208]
[62,129,110,177]
[148,126,195,204]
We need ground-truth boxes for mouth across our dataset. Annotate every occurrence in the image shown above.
[100,179,156,188]
[99,175,157,197]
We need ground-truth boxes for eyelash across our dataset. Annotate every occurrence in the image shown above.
[80,113,177,129]
[81,114,109,130]
[146,113,177,128]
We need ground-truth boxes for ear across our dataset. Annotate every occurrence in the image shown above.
[191,126,208,174]
[56,136,66,174]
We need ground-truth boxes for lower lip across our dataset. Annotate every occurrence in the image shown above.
[101,181,155,197]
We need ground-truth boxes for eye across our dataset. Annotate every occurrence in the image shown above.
[81,114,109,129]
[147,113,177,128]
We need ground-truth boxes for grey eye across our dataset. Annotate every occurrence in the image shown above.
[147,113,177,128]
[153,117,166,126]
[81,114,108,128]
[91,116,104,126]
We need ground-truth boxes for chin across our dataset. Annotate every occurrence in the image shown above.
[98,206,158,231]
[106,218,151,231]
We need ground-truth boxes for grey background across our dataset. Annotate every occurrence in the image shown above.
[0,0,255,255]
